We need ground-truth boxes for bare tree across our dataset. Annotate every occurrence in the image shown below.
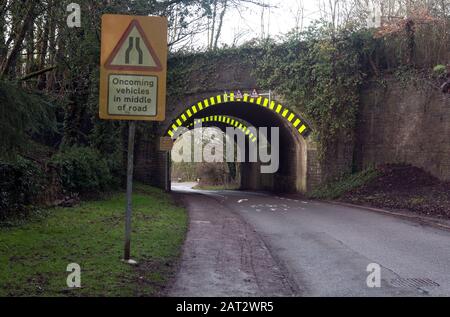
[1,0,39,78]
[290,0,305,36]
[314,0,448,30]
[206,0,271,50]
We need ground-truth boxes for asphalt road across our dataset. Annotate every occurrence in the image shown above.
[170,183,450,297]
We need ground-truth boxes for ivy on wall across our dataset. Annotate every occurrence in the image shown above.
[167,44,261,97]
[254,24,374,163]
[166,26,371,165]
[166,20,447,176]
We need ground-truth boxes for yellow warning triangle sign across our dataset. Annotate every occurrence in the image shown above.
[105,20,162,71]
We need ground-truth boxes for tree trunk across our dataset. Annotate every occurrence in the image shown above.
[24,19,35,85]
[0,5,6,66]
[1,0,38,78]
[37,4,50,90]
[209,0,218,50]
[46,0,56,91]
[405,19,415,65]
[213,0,227,50]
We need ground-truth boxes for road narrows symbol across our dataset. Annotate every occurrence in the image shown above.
[105,19,162,71]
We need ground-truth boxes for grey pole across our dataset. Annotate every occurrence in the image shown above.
[168,151,172,192]
[165,151,170,192]
[124,121,136,261]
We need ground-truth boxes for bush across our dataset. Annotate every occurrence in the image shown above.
[51,147,119,194]
[0,80,56,160]
[433,64,447,77]
[0,156,46,220]
[309,167,380,200]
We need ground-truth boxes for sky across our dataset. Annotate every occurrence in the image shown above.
[217,0,323,46]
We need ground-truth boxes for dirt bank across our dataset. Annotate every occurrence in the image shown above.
[340,164,450,219]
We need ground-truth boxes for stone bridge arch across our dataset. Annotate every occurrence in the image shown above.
[135,95,321,193]
[161,92,319,192]
[134,52,322,193]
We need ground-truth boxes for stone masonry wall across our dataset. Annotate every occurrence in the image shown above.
[355,77,450,181]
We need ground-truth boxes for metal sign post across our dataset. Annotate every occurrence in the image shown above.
[124,121,136,262]
[259,89,272,105]
[99,15,168,264]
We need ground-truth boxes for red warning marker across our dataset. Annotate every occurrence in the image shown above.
[105,19,162,72]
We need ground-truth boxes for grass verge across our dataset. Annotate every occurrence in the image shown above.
[193,183,240,190]
[308,167,380,200]
[0,183,187,297]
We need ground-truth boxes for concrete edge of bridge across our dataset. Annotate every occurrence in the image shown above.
[321,200,450,233]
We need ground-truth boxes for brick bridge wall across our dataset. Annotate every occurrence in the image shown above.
[355,77,450,181]
[134,55,450,193]
[134,53,327,192]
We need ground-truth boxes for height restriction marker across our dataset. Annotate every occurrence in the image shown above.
[99,14,167,121]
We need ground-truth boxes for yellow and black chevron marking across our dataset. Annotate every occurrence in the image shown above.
[183,115,257,143]
[166,93,311,139]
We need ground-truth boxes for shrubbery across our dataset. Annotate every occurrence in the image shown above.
[51,146,120,194]
[0,147,122,221]
[309,167,380,200]
[0,80,56,160]
[0,156,46,220]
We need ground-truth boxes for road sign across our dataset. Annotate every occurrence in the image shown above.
[105,20,162,71]
[251,89,259,98]
[235,90,243,99]
[159,137,174,152]
[99,15,167,263]
[99,15,167,121]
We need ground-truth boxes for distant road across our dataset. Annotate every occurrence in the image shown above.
[170,183,450,297]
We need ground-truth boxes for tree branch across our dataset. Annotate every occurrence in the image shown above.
[20,65,56,81]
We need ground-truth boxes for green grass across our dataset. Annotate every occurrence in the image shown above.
[309,167,380,200]
[193,183,240,190]
[0,184,187,297]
